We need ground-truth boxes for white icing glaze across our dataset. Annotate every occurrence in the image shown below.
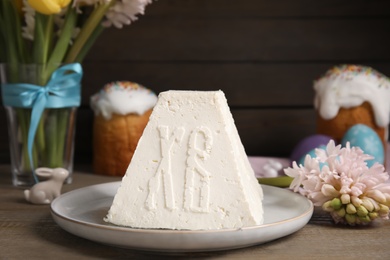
[314,65,390,127]
[90,81,157,119]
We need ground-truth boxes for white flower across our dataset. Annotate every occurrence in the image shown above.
[22,0,35,40]
[102,0,153,29]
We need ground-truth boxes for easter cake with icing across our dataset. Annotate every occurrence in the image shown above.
[90,81,157,176]
[314,65,390,152]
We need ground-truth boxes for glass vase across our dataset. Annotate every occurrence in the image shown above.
[4,107,77,186]
[1,63,79,186]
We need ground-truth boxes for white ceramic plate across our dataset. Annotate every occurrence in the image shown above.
[51,182,313,253]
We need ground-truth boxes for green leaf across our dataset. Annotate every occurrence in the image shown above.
[257,176,293,188]
[45,7,77,79]
[65,1,115,63]
[1,0,19,64]
[33,13,44,63]
[0,0,29,63]
[74,24,104,63]
[10,0,29,63]
[33,13,55,84]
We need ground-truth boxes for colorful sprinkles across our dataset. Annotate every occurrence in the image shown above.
[316,64,390,88]
[91,81,155,104]
[101,81,150,93]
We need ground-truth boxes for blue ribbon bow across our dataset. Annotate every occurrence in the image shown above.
[1,63,83,183]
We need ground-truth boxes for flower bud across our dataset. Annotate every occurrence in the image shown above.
[28,0,71,15]
[322,184,340,197]
[368,212,378,220]
[358,215,371,223]
[322,200,334,212]
[346,203,357,214]
[351,196,362,207]
[384,194,390,207]
[345,214,356,224]
[368,198,380,211]
[331,198,342,210]
[379,204,390,216]
[340,194,350,204]
[367,190,387,204]
[336,207,346,217]
[356,206,368,217]
[361,198,374,212]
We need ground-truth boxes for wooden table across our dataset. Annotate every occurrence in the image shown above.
[1,165,390,259]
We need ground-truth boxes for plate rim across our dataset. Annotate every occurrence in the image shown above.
[51,182,313,233]
[51,181,314,251]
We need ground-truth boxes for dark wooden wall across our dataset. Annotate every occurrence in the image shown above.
[1,0,390,167]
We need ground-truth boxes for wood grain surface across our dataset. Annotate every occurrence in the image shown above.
[1,165,389,259]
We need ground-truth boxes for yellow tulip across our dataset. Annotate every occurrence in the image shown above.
[27,0,72,15]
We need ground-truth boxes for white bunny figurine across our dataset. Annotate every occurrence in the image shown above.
[24,167,69,204]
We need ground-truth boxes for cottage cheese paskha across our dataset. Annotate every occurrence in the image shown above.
[104,90,264,230]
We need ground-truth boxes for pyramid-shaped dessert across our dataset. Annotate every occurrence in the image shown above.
[104,90,264,230]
